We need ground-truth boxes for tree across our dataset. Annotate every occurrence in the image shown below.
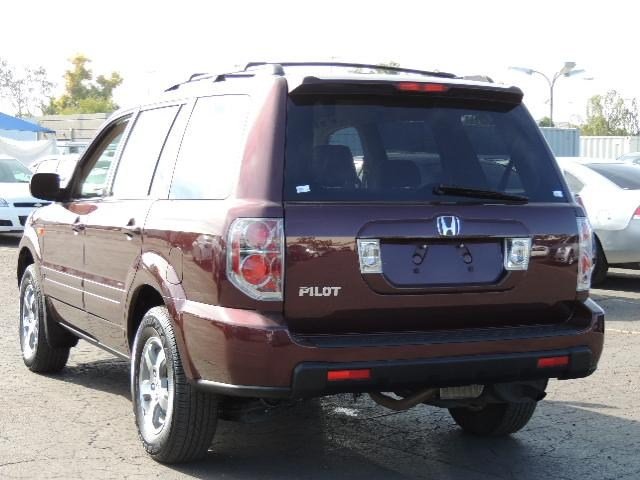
[580,90,640,136]
[0,58,54,117]
[538,116,554,127]
[44,54,123,114]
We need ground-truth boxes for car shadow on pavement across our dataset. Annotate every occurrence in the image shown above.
[41,355,639,479]
[168,396,640,480]
[0,234,21,247]
[597,269,640,294]
[54,357,131,399]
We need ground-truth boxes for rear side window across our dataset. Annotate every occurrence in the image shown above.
[587,163,640,190]
[112,105,179,198]
[563,171,585,193]
[284,96,566,203]
[169,95,250,199]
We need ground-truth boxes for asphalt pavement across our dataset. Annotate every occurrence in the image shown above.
[0,235,638,479]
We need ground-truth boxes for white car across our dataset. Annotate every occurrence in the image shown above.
[0,156,49,233]
[557,157,640,284]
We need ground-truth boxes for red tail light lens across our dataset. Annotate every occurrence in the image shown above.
[227,218,284,300]
[633,206,640,220]
[327,369,371,381]
[396,82,449,93]
[537,356,569,368]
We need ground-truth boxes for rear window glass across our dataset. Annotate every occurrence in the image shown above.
[284,96,567,203]
[587,163,640,190]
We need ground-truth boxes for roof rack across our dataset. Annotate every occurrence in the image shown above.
[244,61,457,79]
[165,61,459,93]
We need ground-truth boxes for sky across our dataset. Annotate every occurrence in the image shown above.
[1,0,638,124]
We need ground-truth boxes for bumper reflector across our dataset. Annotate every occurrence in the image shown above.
[327,369,371,381]
[537,355,569,368]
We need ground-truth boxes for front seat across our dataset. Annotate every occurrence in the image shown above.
[313,145,360,189]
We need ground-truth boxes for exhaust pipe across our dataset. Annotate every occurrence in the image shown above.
[369,388,438,411]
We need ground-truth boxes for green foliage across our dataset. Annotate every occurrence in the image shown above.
[0,58,54,116]
[538,116,554,127]
[580,90,640,136]
[44,55,123,114]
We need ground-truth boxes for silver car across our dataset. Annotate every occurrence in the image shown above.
[557,157,640,284]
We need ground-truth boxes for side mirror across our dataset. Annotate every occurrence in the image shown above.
[30,173,62,201]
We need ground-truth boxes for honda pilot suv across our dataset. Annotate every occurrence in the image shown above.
[17,62,604,463]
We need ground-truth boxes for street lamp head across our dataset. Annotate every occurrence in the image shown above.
[509,66,534,75]
[564,68,587,78]
[559,62,577,75]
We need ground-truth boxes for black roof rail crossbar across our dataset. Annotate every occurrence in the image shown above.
[245,61,457,79]
[165,67,265,92]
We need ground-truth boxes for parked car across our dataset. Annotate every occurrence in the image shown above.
[56,140,89,156]
[557,157,640,284]
[30,155,80,187]
[617,151,640,165]
[0,155,49,233]
[18,62,604,464]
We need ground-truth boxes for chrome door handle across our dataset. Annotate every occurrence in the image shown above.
[123,218,141,237]
[72,217,85,234]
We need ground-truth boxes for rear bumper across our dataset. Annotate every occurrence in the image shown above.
[181,298,605,399]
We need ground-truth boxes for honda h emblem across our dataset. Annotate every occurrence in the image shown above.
[436,216,461,236]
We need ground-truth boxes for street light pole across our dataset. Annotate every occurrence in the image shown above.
[509,62,588,126]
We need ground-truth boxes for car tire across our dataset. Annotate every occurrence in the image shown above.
[592,239,608,286]
[131,306,218,464]
[448,401,537,436]
[19,265,70,373]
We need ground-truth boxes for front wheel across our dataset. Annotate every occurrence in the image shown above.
[449,401,538,436]
[131,306,218,463]
[19,265,70,373]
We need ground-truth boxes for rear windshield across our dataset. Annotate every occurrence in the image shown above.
[587,163,640,190]
[284,95,568,203]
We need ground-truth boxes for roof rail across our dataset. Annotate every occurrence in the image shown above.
[165,68,263,92]
[244,61,457,79]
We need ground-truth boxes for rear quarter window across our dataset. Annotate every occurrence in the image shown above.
[169,95,250,200]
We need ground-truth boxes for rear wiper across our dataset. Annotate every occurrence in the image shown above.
[433,184,529,204]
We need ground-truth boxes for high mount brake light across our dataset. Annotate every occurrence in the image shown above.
[227,218,284,301]
[396,82,449,93]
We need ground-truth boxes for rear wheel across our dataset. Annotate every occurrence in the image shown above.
[19,265,70,373]
[131,306,218,463]
[592,239,608,286]
[449,401,537,436]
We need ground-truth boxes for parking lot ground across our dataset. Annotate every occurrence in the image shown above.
[0,236,638,479]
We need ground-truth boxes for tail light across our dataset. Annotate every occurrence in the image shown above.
[226,218,284,301]
[577,217,593,291]
[633,206,640,220]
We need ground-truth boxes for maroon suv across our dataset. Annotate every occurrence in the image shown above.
[17,62,604,463]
